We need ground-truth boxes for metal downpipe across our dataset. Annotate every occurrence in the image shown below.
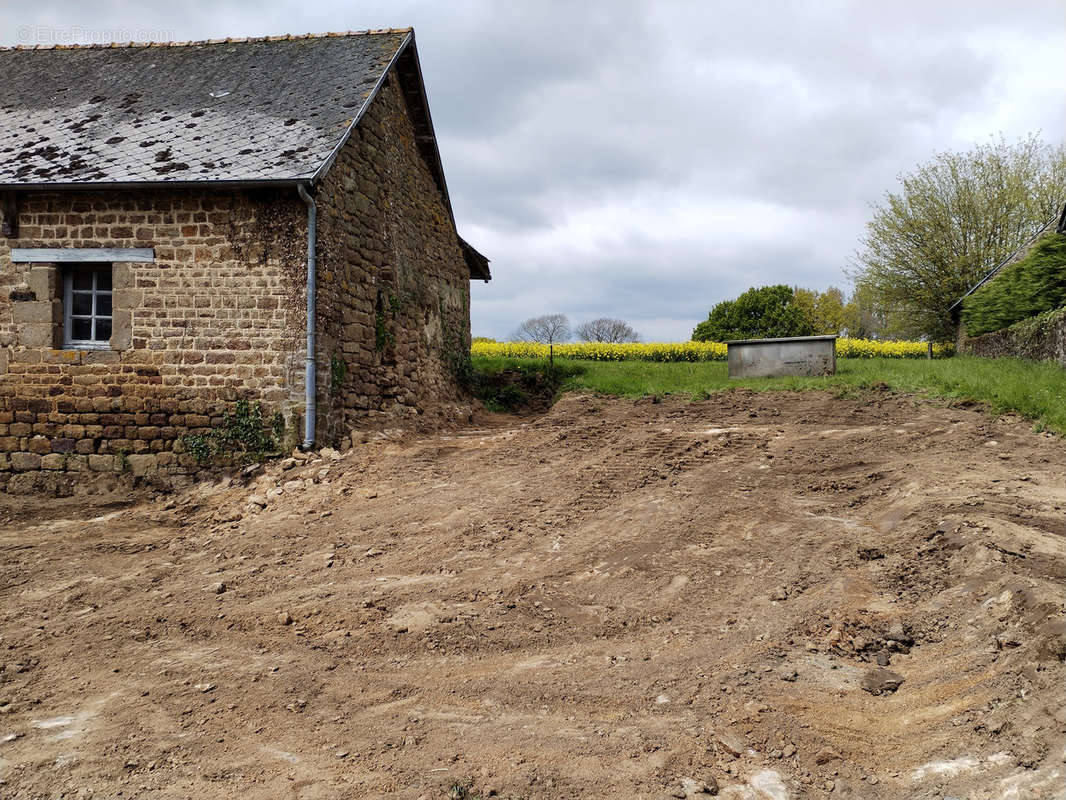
[297,183,317,450]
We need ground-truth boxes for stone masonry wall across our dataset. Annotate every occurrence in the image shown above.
[313,72,473,443]
[0,190,307,493]
[958,306,1066,366]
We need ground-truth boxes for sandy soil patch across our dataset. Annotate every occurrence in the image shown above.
[1,390,1065,799]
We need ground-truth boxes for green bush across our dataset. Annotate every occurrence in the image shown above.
[469,357,584,412]
[693,285,815,341]
[962,233,1066,336]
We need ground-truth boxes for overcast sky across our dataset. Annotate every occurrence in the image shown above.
[5,1,1064,340]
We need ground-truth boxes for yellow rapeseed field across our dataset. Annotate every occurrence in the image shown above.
[471,338,954,362]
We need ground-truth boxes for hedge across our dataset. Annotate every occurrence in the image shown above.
[962,233,1066,336]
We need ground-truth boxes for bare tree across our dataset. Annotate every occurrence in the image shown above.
[576,317,639,343]
[513,313,570,367]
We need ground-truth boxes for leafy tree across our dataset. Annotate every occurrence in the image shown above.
[793,287,849,335]
[576,317,639,343]
[849,134,1066,341]
[513,313,570,366]
[692,285,815,341]
[840,282,890,340]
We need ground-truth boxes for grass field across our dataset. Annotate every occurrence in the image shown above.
[471,355,1066,434]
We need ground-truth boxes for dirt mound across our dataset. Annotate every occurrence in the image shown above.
[1,390,1065,799]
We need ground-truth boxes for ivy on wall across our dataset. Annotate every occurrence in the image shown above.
[181,399,283,466]
[962,233,1066,336]
[374,288,401,351]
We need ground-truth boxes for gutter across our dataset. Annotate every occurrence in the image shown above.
[297,182,317,450]
[0,177,312,192]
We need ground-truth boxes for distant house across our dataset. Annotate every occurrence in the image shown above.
[0,29,489,490]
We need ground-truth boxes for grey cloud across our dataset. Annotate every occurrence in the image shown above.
[5,0,1064,340]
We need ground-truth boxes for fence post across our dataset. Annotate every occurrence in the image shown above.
[927,342,933,360]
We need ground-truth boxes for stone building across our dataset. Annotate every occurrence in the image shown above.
[0,29,490,491]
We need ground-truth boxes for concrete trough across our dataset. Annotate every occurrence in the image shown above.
[726,334,837,378]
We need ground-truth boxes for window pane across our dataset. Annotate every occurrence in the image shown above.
[96,293,112,317]
[96,269,112,291]
[71,318,92,340]
[72,270,93,291]
[71,292,93,316]
[95,319,112,342]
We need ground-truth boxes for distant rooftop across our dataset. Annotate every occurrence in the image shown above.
[0,30,412,187]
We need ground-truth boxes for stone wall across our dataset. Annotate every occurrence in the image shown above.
[0,190,309,492]
[313,72,473,443]
[958,306,1066,366]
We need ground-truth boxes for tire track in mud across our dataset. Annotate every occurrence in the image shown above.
[2,392,1065,799]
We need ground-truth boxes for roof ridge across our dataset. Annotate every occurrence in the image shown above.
[0,28,412,52]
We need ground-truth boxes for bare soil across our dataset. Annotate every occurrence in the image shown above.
[2,390,1065,800]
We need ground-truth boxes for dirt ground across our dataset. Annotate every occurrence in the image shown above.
[2,389,1066,800]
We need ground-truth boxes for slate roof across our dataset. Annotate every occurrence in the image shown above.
[0,30,490,280]
[0,31,411,186]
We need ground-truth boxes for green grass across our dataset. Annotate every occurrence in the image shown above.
[471,355,1066,434]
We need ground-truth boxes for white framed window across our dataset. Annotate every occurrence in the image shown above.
[63,263,113,349]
